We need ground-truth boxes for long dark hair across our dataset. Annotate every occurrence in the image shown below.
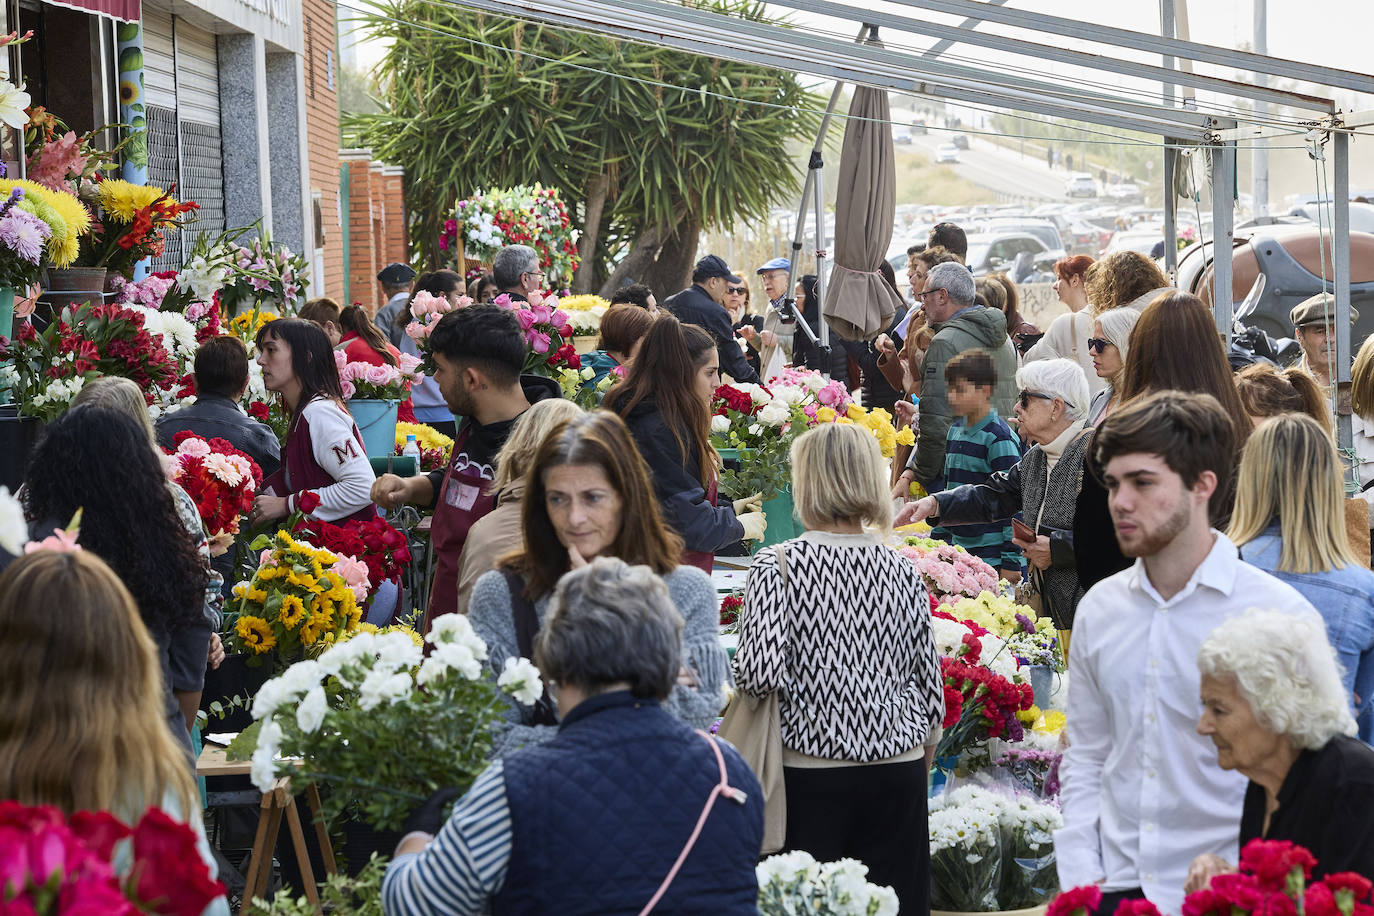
[339,305,397,366]
[23,405,206,639]
[255,318,345,413]
[502,412,685,598]
[603,314,715,484]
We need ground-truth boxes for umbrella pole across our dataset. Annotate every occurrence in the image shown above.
[778,24,871,378]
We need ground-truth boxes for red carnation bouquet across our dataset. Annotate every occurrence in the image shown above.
[0,800,225,916]
[291,514,411,606]
[1054,840,1371,916]
[162,432,262,555]
[934,611,1035,762]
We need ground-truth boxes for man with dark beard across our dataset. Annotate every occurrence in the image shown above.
[1054,391,1324,916]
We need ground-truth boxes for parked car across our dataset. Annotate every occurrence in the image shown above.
[1104,227,1167,257]
[1177,224,1374,349]
[912,121,929,135]
[1105,183,1143,202]
[971,217,1068,262]
[893,128,913,145]
[1065,174,1098,198]
[1289,201,1374,235]
[963,232,1055,280]
[935,144,960,164]
[952,134,970,150]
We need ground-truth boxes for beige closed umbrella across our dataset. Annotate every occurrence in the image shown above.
[825,82,902,341]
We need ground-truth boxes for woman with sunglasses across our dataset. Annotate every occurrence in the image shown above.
[1085,307,1141,426]
[898,359,1128,636]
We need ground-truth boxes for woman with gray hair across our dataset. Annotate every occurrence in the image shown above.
[1186,608,1374,888]
[1086,306,1141,426]
[384,557,765,914]
[899,359,1129,637]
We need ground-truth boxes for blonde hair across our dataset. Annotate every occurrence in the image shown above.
[1229,413,1357,573]
[791,422,892,533]
[1094,308,1141,386]
[1235,363,1334,438]
[0,551,197,821]
[491,399,584,493]
[73,376,156,446]
[1352,334,1374,420]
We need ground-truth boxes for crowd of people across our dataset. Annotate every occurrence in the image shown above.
[6,221,1374,916]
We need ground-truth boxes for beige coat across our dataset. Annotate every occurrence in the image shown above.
[454,483,524,615]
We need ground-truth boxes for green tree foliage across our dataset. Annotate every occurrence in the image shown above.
[344,2,821,295]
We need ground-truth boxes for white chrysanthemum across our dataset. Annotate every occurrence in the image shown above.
[250,719,285,791]
[497,656,543,705]
[358,668,413,711]
[757,849,819,886]
[0,486,26,555]
[433,640,483,681]
[296,686,327,734]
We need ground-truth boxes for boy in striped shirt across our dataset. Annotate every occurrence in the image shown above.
[934,349,1024,581]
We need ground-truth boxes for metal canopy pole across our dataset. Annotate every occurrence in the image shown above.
[1161,0,1179,276]
[1210,142,1236,340]
[1334,131,1354,488]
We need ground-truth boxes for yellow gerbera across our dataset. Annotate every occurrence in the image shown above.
[97,178,172,222]
[279,595,307,628]
[235,615,276,654]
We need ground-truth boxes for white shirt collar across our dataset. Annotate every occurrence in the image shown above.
[1126,530,1239,608]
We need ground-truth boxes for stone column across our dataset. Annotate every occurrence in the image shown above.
[217,33,272,232]
[265,49,308,257]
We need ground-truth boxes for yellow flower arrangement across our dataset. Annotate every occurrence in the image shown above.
[1035,709,1067,735]
[229,309,278,339]
[557,294,609,313]
[0,178,91,267]
[350,621,423,646]
[225,531,362,665]
[97,179,175,222]
[395,421,455,465]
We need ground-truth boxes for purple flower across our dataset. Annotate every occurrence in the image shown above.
[0,186,24,219]
[0,209,50,263]
[1015,613,1036,635]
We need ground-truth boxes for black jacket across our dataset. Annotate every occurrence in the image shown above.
[621,397,744,553]
[155,393,282,477]
[664,284,759,384]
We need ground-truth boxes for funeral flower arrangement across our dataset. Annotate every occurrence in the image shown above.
[232,616,543,831]
[0,800,225,916]
[162,432,263,556]
[556,293,609,335]
[442,184,580,284]
[756,850,899,916]
[333,350,425,402]
[0,303,180,421]
[225,530,364,665]
[929,784,1062,912]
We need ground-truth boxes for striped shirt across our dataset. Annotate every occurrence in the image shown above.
[933,410,1022,570]
[382,762,512,915]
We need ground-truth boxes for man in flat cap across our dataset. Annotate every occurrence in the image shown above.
[664,255,759,384]
[374,262,418,347]
[1291,292,1359,400]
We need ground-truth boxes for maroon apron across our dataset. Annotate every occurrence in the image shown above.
[424,423,497,630]
[681,475,721,575]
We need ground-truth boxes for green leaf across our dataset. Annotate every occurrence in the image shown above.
[224,719,262,761]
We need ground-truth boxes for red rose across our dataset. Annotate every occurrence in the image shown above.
[57,873,140,916]
[129,808,225,916]
[247,401,271,423]
[297,491,321,515]
[1047,885,1103,916]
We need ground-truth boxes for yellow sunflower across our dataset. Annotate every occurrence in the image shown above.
[286,570,318,591]
[245,587,269,605]
[279,595,307,628]
[235,615,276,654]
[298,623,320,647]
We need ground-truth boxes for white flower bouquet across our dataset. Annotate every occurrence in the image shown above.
[929,784,1064,911]
[998,793,1063,909]
[756,851,899,916]
[230,614,542,831]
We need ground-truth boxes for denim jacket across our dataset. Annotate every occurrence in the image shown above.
[1241,524,1374,743]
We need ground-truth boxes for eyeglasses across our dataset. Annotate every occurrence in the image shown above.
[1018,390,1074,409]
[523,269,546,279]
[1087,337,1112,353]
[727,286,746,295]
[915,288,947,301]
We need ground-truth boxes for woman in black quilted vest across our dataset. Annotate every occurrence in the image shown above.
[733,422,944,915]
[898,358,1127,648]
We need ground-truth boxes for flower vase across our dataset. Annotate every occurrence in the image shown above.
[349,399,399,457]
[0,404,42,491]
[37,267,107,321]
[759,486,799,549]
[0,287,13,344]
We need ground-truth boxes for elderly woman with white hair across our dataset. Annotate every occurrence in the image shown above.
[900,358,1130,636]
[1186,608,1374,888]
[1086,307,1141,426]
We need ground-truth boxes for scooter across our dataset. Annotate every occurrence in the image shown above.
[1229,273,1302,369]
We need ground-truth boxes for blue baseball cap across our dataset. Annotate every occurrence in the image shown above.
[757,257,791,274]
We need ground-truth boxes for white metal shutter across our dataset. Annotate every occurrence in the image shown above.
[142,9,177,110]
[173,19,225,259]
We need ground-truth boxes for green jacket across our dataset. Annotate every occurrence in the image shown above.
[908,305,1020,488]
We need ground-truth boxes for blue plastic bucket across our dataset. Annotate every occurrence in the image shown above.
[349,398,399,457]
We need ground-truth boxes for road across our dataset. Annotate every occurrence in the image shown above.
[899,130,1076,203]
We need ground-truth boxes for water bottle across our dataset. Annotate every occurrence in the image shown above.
[401,434,421,459]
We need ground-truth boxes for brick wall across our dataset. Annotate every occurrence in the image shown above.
[338,150,407,312]
[301,0,343,298]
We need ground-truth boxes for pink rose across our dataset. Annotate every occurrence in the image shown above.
[259,550,275,567]
[330,556,371,602]
[364,364,394,386]
[397,353,422,375]
[530,304,553,324]
[551,309,569,327]
[515,309,537,332]
[341,380,355,400]
[528,330,552,354]
[334,350,348,371]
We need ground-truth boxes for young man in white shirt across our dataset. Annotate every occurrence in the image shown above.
[1056,390,1324,916]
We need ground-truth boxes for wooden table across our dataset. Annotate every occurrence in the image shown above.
[196,745,337,913]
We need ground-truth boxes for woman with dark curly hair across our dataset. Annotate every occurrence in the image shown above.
[1085,250,1172,315]
[23,405,211,759]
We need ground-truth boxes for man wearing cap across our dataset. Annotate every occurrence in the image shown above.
[374,262,418,347]
[754,257,793,370]
[1292,292,1358,400]
[664,255,760,385]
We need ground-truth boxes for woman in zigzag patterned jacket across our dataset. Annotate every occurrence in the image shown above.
[734,422,945,916]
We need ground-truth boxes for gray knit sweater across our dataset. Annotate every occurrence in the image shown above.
[468,564,729,757]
